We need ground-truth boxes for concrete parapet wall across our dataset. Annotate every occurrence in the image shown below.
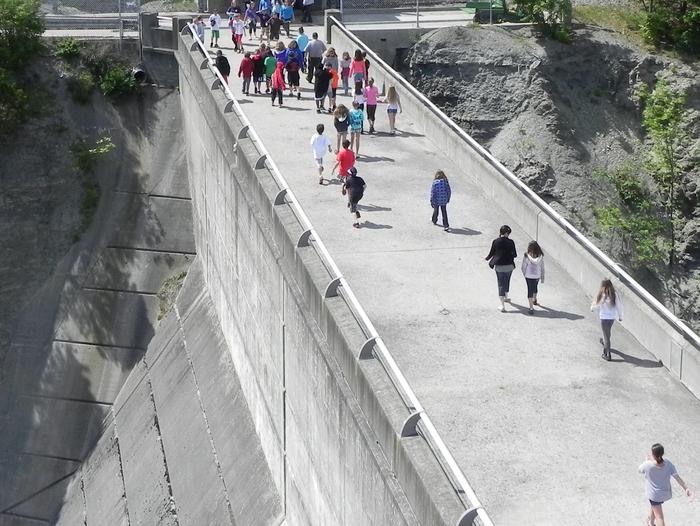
[176,28,469,526]
[328,19,700,400]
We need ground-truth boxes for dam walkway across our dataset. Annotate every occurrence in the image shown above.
[203,23,700,526]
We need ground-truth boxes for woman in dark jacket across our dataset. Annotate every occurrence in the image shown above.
[314,63,332,112]
[485,225,517,312]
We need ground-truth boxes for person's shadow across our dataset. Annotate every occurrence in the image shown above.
[506,302,585,320]
[448,227,481,236]
[609,349,663,368]
[357,203,392,212]
[362,221,392,230]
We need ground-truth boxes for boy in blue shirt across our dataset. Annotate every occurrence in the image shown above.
[280,0,294,38]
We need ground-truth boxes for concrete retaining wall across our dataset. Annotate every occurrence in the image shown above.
[328,19,700,400]
[176,28,469,526]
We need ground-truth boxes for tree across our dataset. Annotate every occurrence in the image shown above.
[638,0,700,53]
[641,79,690,268]
[514,0,573,42]
[0,0,44,71]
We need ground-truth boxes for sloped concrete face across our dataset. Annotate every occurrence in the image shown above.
[54,262,282,526]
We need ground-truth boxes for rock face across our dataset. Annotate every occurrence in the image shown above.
[407,25,659,225]
[406,25,700,324]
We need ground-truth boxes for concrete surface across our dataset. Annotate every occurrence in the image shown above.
[204,23,700,526]
[178,31,457,526]
[54,261,282,526]
[0,89,194,523]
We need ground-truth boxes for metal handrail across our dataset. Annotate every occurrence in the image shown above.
[183,23,494,526]
[328,15,700,351]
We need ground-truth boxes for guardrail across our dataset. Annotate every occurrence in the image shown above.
[183,22,494,526]
[327,15,700,352]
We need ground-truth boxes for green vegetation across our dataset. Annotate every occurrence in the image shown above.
[574,2,700,55]
[640,79,690,268]
[71,135,116,235]
[99,67,136,98]
[514,0,573,42]
[638,0,700,53]
[0,0,44,132]
[595,79,695,275]
[71,135,116,174]
[55,37,81,58]
[67,70,94,104]
[573,6,647,47]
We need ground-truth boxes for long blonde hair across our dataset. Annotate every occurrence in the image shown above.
[595,279,616,306]
[386,86,398,103]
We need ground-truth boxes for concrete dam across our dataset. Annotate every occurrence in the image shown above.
[2,12,700,526]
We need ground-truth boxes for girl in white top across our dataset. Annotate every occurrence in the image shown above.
[521,240,545,315]
[638,443,691,526]
[590,278,623,361]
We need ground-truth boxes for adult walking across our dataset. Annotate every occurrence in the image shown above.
[521,241,545,314]
[429,170,451,232]
[305,32,326,83]
[215,50,231,84]
[639,443,692,526]
[301,0,314,23]
[590,278,623,361]
[485,225,517,312]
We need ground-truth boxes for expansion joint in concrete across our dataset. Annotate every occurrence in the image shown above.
[173,305,236,526]
[141,356,179,524]
[110,410,132,526]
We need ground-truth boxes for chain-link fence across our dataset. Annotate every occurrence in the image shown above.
[340,0,463,10]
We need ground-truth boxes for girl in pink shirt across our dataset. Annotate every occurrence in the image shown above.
[362,78,379,134]
[349,49,366,94]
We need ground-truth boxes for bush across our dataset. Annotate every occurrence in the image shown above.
[99,67,136,98]
[71,135,116,174]
[638,0,700,54]
[55,37,81,58]
[67,70,94,104]
[515,0,573,42]
[0,69,27,132]
[0,0,44,71]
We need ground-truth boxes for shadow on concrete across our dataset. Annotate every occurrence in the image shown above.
[284,105,313,111]
[357,203,392,212]
[506,302,585,321]
[609,349,663,369]
[362,221,393,230]
[358,155,395,163]
[448,227,481,236]
[393,128,425,138]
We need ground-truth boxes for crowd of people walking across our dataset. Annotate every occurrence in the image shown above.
[190,10,696,523]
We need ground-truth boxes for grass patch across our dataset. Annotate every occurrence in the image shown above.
[99,67,136,98]
[55,37,81,58]
[573,6,647,48]
[66,70,94,104]
[157,271,188,320]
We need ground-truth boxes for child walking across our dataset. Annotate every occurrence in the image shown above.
[349,49,366,94]
[238,51,254,95]
[310,123,333,184]
[639,443,692,526]
[348,100,364,156]
[333,105,349,153]
[231,13,246,53]
[343,166,366,229]
[314,64,332,113]
[591,279,623,361]
[521,241,545,314]
[340,51,351,96]
[252,47,265,94]
[264,51,277,93]
[332,139,355,182]
[363,78,379,134]
[429,170,451,232]
[209,11,222,48]
[270,61,285,107]
[381,86,402,134]
[244,3,258,38]
[353,86,365,133]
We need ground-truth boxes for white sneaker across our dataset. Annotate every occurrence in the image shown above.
[498,305,505,312]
